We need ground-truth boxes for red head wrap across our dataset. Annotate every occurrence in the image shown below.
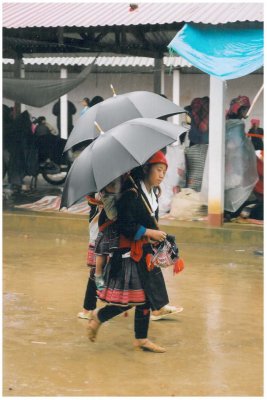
[227,95,250,116]
[146,151,168,168]
[251,118,260,126]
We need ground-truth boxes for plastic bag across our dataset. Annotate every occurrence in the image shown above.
[159,142,186,216]
[201,120,258,212]
[151,235,179,269]
[169,188,207,220]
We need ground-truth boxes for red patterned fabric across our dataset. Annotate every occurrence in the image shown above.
[98,219,114,233]
[86,195,102,206]
[87,244,96,266]
[173,258,185,275]
[251,118,260,126]
[98,288,146,305]
[119,234,149,263]
[227,95,250,116]
[191,97,209,133]
[254,151,263,195]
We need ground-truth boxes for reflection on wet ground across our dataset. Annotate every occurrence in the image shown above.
[3,231,263,396]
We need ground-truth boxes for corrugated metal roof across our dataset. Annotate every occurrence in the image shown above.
[3,2,263,28]
[2,56,192,68]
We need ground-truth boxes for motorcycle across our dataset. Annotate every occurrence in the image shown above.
[3,148,71,187]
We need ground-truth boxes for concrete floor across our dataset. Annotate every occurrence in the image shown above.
[3,231,263,396]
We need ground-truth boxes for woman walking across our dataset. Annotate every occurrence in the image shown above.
[87,151,173,353]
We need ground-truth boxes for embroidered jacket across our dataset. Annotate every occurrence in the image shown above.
[117,179,159,242]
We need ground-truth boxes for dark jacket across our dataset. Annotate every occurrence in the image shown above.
[8,111,39,184]
[117,180,158,241]
[52,100,77,135]
[115,178,169,311]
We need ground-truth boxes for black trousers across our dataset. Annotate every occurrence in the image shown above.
[97,302,151,339]
[83,266,97,311]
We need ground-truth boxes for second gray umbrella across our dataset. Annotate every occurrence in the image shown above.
[61,118,187,208]
[64,91,185,151]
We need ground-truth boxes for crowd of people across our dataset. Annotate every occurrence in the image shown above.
[3,93,263,214]
[3,95,104,193]
[160,94,263,222]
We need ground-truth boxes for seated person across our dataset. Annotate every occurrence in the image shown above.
[35,116,66,171]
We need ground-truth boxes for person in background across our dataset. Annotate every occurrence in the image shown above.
[90,96,104,107]
[52,99,77,137]
[77,194,101,320]
[80,97,90,116]
[77,96,106,319]
[35,116,66,169]
[226,95,250,120]
[183,98,209,192]
[45,121,58,136]
[247,119,263,151]
[187,97,209,146]
[243,120,264,221]
[7,110,38,191]
[3,105,15,180]
[224,95,258,220]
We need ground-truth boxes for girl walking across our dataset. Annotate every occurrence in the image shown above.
[87,151,172,353]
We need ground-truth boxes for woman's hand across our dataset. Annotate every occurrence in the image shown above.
[145,229,167,242]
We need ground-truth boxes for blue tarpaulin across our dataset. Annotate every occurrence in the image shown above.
[168,23,263,80]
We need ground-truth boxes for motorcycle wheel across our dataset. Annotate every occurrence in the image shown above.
[42,165,69,186]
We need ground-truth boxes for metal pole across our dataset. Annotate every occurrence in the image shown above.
[208,76,226,227]
[154,58,162,94]
[60,67,68,139]
[14,57,22,116]
[160,63,165,94]
[20,62,26,112]
[172,69,180,125]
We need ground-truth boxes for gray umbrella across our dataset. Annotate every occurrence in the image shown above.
[64,91,185,151]
[61,118,187,208]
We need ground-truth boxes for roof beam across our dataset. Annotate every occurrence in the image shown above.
[3,23,182,58]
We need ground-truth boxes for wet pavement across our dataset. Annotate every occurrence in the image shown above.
[3,231,263,396]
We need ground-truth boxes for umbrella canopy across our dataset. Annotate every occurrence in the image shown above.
[64,91,185,151]
[61,118,187,208]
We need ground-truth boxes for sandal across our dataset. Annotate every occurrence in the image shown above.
[87,309,101,342]
[151,305,183,321]
[133,339,166,353]
[77,310,92,320]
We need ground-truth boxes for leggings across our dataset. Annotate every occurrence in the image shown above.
[97,302,151,339]
[83,266,97,311]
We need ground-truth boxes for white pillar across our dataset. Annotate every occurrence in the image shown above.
[160,63,165,94]
[60,67,68,139]
[208,76,226,227]
[172,69,180,125]
[20,63,26,112]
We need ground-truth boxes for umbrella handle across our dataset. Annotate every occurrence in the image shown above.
[110,84,117,97]
[94,121,104,134]
[246,84,264,117]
